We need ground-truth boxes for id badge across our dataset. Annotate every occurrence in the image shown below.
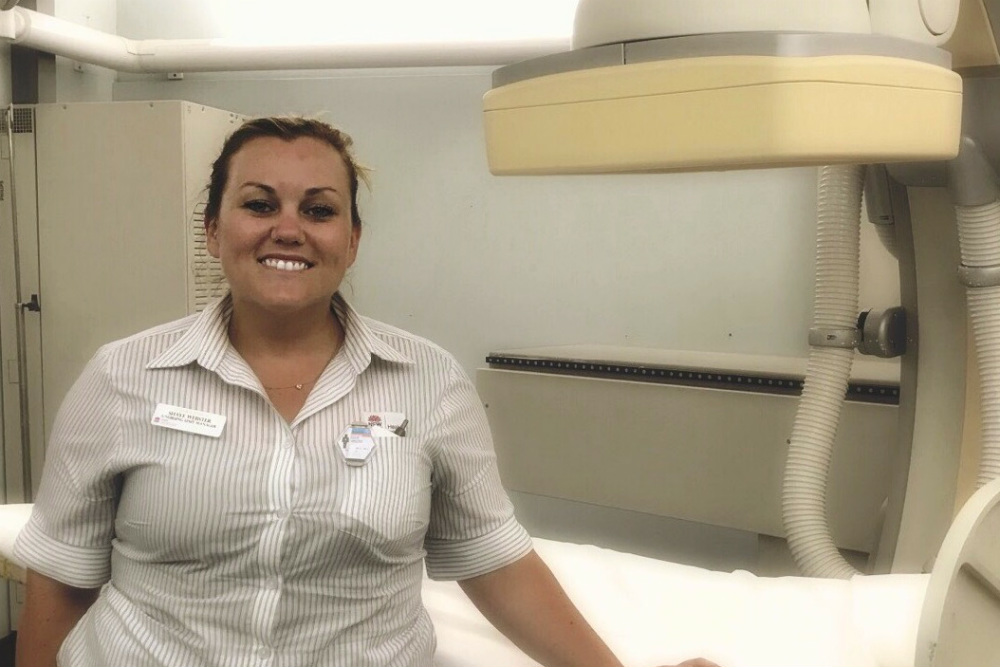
[339,424,376,466]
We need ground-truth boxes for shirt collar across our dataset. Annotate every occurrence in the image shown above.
[147,293,414,373]
[332,293,414,372]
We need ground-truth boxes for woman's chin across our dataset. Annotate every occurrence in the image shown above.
[238,291,333,316]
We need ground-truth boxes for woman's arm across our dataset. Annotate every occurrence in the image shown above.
[15,569,99,667]
[459,549,623,667]
[459,550,720,667]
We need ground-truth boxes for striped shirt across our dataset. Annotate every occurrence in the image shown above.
[14,294,532,667]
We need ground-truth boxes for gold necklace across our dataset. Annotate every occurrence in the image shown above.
[261,350,338,391]
[236,320,342,392]
[262,378,318,391]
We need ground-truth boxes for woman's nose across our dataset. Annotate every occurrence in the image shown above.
[270,210,305,244]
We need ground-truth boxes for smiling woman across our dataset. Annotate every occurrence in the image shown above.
[201,120,366,420]
[11,115,718,667]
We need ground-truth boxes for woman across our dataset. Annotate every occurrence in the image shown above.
[14,116,718,667]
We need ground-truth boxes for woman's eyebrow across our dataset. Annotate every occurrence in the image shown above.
[304,187,341,196]
[238,182,340,196]
[239,181,275,193]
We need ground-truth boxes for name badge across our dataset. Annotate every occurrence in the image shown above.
[152,403,227,438]
[363,411,408,437]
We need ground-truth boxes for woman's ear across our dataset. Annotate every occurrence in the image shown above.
[206,219,221,259]
[347,224,362,266]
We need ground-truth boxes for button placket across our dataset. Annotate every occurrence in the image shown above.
[249,420,297,657]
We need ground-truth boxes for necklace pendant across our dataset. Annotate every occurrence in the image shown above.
[295,383,304,390]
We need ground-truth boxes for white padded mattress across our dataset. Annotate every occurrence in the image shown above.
[0,505,927,667]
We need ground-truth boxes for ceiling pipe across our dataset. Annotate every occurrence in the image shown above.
[0,6,570,72]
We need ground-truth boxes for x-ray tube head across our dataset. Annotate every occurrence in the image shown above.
[483,1,963,175]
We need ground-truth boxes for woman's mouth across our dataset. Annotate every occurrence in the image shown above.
[259,258,312,272]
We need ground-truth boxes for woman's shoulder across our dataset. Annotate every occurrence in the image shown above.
[360,315,461,370]
[104,312,199,347]
[93,312,202,363]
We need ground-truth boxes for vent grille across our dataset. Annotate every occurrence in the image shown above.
[190,202,228,312]
[1,108,35,134]
[486,354,900,405]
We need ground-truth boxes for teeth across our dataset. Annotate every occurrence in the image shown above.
[262,258,309,272]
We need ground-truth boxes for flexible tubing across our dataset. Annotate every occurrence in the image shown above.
[783,164,865,579]
[955,201,1000,487]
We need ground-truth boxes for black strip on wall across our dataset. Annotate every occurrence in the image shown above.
[485,355,900,405]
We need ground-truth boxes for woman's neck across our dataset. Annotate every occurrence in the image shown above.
[226,299,345,421]
[226,298,344,360]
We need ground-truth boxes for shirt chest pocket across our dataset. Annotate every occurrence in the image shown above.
[321,437,433,557]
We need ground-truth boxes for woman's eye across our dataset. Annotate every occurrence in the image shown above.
[243,200,275,214]
[304,204,336,219]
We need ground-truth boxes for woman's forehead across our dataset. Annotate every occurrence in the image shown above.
[228,136,350,185]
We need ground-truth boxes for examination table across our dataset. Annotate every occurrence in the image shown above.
[1,479,998,667]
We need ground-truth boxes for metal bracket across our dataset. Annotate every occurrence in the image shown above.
[958,264,1000,288]
[808,327,861,349]
[857,307,907,358]
[809,307,907,358]
[17,293,39,312]
[864,164,898,226]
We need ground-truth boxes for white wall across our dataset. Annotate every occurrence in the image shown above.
[111,3,901,376]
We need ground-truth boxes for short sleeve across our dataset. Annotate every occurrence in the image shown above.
[13,346,121,588]
[423,362,532,581]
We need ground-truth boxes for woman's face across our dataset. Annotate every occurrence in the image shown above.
[206,135,361,317]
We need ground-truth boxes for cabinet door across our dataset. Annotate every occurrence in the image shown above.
[35,102,192,455]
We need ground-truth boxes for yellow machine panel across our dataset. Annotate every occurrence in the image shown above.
[484,55,963,174]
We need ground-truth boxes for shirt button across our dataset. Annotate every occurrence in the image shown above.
[257,647,273,661]
[276,508,290,519]
[265,577,280,590]
[282,438,293,449]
